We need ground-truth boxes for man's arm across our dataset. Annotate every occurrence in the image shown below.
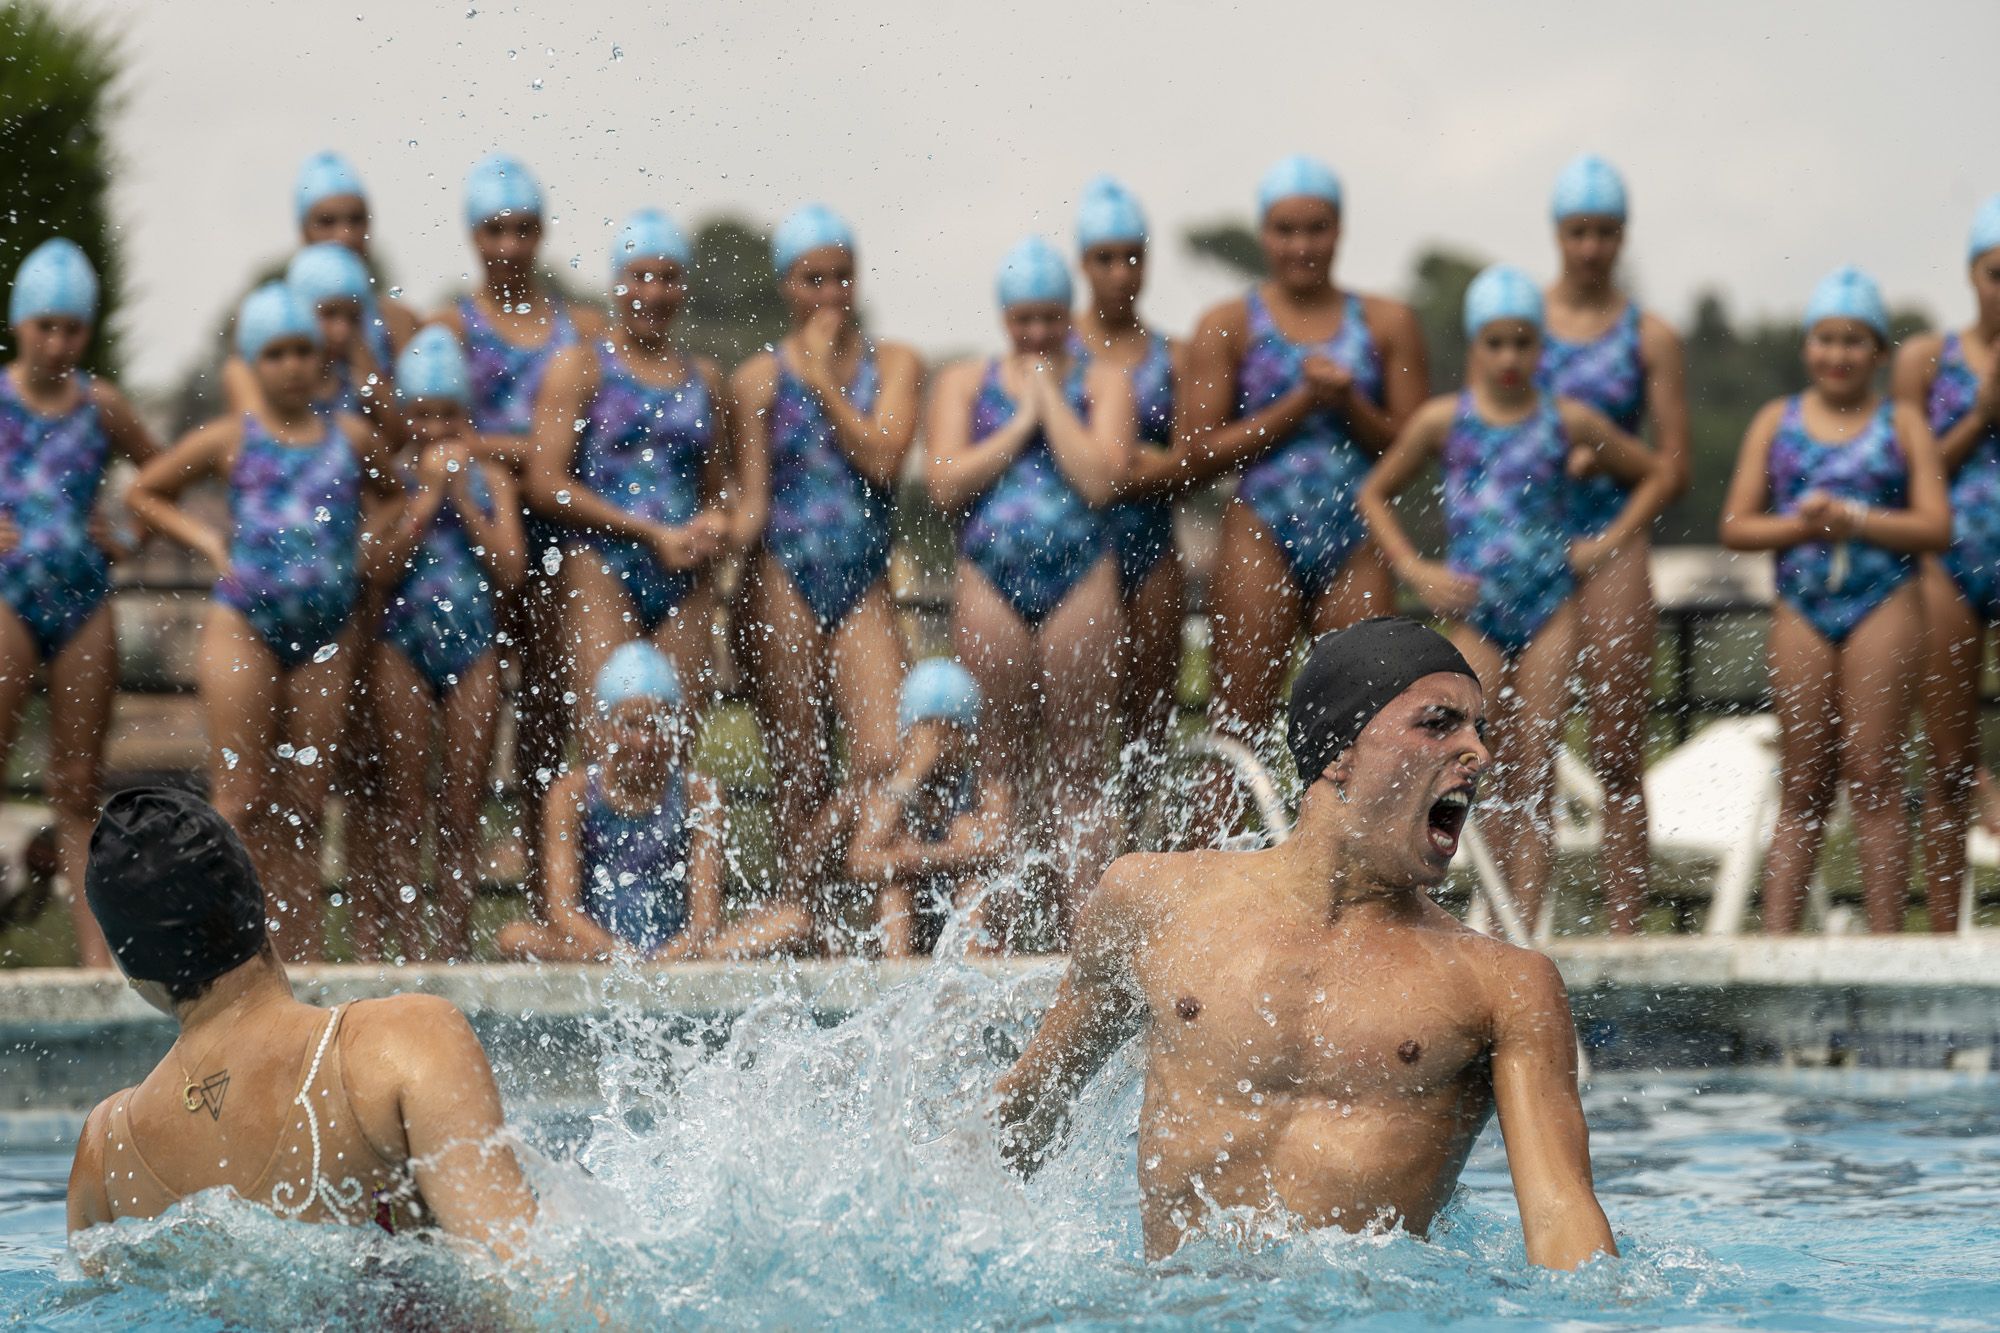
[384,995,539,1264]
[1487,950,1617,1270]
[991,856,1150,1174]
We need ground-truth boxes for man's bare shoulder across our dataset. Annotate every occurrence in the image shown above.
[1094,846,1257,915]
[1439,931,1572,1027]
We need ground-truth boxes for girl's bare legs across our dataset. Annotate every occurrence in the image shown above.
[1120,553,1186,833]
[507,562,570,916]
[44,609,118,967]
[1574,536,1656,933]
[367,648,436,960]
[340,649,393,962]
[1839,585,1922,934]
[263,626,361,964]
[1919,563,1982,933]
[198,607,287,947]
[1038,558,1125,946]
[742,554,835,869]
[828,585,907,792]
[1454,603,1579,931]
[1761,605,1843,934]
[433,652,503,959]
[953,563,1038,944]
[1199,505,1304,842]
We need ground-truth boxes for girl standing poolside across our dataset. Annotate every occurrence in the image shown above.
[1154,155,1429,836]
[289,149,422,347]
[1069,177,1186,827]
[1539,155,1691,933]
[129,284,397,961]
[1720,267,1948,933]
[0,240,159,966]
[924,236,1134,947]
[434,153,605,909]
[1360,265,1669,931]
[731,205,924,868]
[1898,195,2000,932]
[358,325,525,961]
[532,209,733,713]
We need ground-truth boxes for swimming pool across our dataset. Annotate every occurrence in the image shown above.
[2,959,1997,1330]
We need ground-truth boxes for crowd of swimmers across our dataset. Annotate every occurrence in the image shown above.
[4,146,2000,969]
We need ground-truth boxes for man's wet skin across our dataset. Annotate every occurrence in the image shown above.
[996,659,1615,1268]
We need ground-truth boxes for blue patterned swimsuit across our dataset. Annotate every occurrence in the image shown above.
[767,349,893,627]
[380,455,500,695]
[1441,395,1577,655]
[1768,398,1912,644]
[1234,290,1384,601]
[960,362,1107,626]
[1927,333,2000,620]
[1540,304,1646,539]
[215,416,361,669]
[574,350,715,633]
[1071,331,1175,596]
[0,371,112,658]
[581,767,691,956]
[458,296,578,558]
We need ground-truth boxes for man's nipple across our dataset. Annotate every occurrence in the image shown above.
[1397,1040,1422,1065]
[1175,996,1201,1022]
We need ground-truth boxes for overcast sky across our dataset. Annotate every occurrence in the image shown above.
[55,0,2000,390]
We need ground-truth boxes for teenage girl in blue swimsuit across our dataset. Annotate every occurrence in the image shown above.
[1069,177,1186,821]
[0,240,159,966]
[1539,156,1691,933]
[732,205,925,871]
[357,325,525,962]
[1898,196,2000,931]
[435,153,608,910]
[533,209,734,716]
[290,150,422,347]
[1362,266,1669,930]
[1720,268,1949,933]
[925,236,1135,945]
[1155,155,1430,837]
[130,284,399,961]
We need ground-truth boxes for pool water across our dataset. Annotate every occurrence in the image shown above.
[2,960,1996,1330]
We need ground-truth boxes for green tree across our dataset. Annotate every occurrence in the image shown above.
[680,217,788,369]
[1185,221,1265,280]
[0,0,123,374]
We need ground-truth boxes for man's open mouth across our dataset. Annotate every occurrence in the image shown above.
[1427,788,1472,857]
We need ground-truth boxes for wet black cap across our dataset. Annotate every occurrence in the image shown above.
[84,788,266,988]
[1287,618,1479,785]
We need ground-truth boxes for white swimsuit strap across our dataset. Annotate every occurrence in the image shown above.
[270,1005,365,1220]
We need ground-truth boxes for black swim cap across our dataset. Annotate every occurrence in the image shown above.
[84,788,266,988]
[1287,618,1479,785]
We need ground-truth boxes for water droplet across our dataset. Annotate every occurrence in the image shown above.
[398,884,419,904]
[1235,1079,1252,1094]
[555,489,572,506]
[611,44,623,60]
[276,742,296,760]
[294,746,319,767]
[531,78,544,91]
[221,747,239,770]
[313,642,339,664]
[313,506,332,524]
[542,547,563,575]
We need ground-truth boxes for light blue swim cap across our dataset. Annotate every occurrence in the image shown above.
[1075,175,1148,251]
[771,203,855,278]
[464,153,543,226]
[394,324,470,405]
[995,235,1073,309]
[1968,193,2000,263]
[1256,154,1343,219]
[1551,154,1628,221]
[1803,265,1889,341]
[9,239,97,325]
[595,641,684,716]
[899,658,982,734]
[612,208,692,281]
[234,282,321,362]
[285,243,373,312]
[293,150,366,224]
[1463,264,1545,338]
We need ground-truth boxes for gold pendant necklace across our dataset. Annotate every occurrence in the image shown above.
[173,1037,233,1120]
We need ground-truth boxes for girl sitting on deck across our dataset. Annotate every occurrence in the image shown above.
[1719,267,1949,933]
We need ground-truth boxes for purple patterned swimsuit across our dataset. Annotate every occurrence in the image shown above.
[0,371,112,658]
[574,350,715,633]
[1928,332,2000,620]
[959,362,1107,626]
[1768,398,1912,644]
[1234,290,1384,601]
[457,296,578,557]
[380,454,500,695]
[1070,331,1175,596]
[1441,395,1576,655]
[766,348,892,628]
[1540,304,1646,539]
[215,415,362,669]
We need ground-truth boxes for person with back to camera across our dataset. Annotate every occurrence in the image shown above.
[1719,267,1949,933]
[848,658,1016,957]
[993,618,1617,1268]
[67,787,536,1260]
